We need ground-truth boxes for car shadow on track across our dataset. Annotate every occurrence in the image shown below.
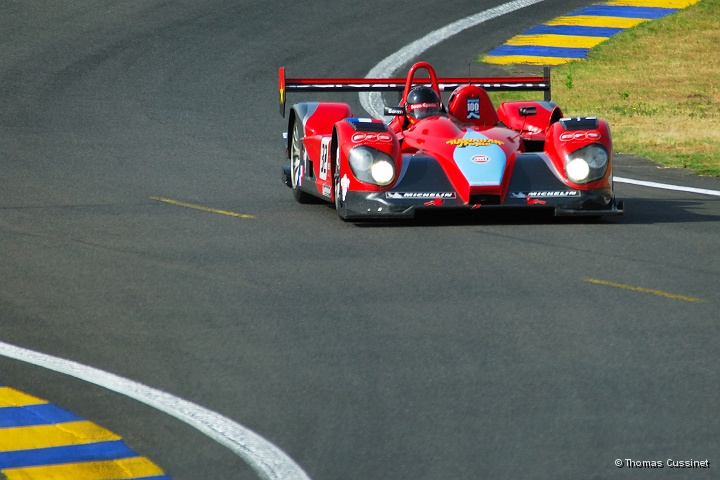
[609,197,719,225]
[343,198,719,227]
[348,208,603,227]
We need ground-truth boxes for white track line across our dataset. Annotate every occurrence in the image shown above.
[615,177,720,197]
[0,341,310,480]
[360,0,547,119]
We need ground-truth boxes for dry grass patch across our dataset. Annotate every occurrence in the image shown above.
[551,0,720,175]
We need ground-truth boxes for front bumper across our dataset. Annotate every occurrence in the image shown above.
[341,189,623,220]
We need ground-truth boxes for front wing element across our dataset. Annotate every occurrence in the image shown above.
[341,191,624,219]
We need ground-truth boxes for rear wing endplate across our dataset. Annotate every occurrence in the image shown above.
[278,66,551,117]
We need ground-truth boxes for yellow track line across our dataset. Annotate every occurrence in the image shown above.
[585,278,704,302]
[150,196,255,219]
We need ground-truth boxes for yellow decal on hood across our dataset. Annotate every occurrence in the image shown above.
[446,138,504,147]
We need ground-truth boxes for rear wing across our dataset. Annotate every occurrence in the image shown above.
[278,66,551,117]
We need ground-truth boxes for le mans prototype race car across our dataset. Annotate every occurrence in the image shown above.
[279,62,623,220]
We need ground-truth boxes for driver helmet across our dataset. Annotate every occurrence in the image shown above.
[405,86,441,123]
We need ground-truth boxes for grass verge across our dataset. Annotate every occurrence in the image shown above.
[484,0,720,176]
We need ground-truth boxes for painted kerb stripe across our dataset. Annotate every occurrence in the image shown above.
[484,0,701,65]
[2,457,168,480]
[0,385,171,479]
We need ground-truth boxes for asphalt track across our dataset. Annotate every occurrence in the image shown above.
[1,0,719,479]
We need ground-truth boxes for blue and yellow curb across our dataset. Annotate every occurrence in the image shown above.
[483,0,701,65]
[0,385,171,480]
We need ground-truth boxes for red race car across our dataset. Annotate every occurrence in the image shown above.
[279,61,623,220]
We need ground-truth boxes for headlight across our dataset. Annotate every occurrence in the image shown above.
[566,158,591,183]
[370,160,394,185]
[565,144,609,184]
[348,146,396,186]
[348,147,373,171]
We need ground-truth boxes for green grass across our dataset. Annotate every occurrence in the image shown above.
[483,0,720,176]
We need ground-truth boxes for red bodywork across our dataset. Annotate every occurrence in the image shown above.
[280,62,622,219]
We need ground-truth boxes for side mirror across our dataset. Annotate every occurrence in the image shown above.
[384,106,405,116]
[519,106,537,117]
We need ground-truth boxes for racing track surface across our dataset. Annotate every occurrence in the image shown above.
[1,1,718,478]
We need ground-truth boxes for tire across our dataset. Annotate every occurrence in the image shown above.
[333,143,349,220]
[289,115,315,204]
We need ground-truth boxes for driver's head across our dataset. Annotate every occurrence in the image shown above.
[405,86,441,124]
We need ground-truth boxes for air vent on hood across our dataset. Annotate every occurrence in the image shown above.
[559,117,599,130]
[346,118,389,132]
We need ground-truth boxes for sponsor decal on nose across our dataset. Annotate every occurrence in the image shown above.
[471,155,490,164]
